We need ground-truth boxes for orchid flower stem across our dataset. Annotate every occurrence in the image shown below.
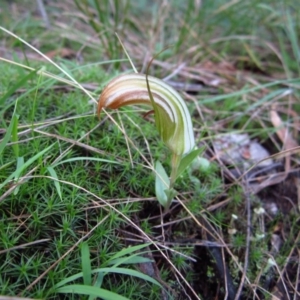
[164,153,181,212]
[170,153,180,188]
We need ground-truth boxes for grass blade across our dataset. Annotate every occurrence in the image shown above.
[51,157,121,167]
[105,243,151,265]
[0,105,18,157]
[81,242,92,286]
[0,144,55,191]
[54,266,161,290]
[92,267,162,287]
[47,166,62,200]
[106,255,153,267]
[0,69,38,106]
[13,156,24,195]
[11,113,19,158]
[56,284,129,300]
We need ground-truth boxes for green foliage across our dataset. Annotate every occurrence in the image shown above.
[0,60,158,298]
[1,0,299,299]
[53,242,161,299]
[73,0,129,65]
[176,148,204,180]
[0,105,18,156]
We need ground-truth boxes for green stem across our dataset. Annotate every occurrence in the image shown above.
[164,153,181,212]
[170,153,180,188]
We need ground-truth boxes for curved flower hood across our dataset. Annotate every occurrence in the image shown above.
[97,73,195,156]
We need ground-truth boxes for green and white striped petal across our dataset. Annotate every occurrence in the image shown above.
[98,73,195,156]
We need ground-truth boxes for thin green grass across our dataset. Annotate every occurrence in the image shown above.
[0,59,161,298]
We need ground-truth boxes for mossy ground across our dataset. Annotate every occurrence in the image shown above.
[0,1,300,299]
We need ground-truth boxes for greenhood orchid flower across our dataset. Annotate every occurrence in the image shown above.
[97,73,195,156]
[98,72,199,210]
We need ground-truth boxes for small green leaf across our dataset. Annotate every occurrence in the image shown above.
[47,166,62,200]
[81,242,92,286]
[155,161,170,207]
[175,148,203,180]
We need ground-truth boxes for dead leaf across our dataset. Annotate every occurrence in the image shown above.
[270,107,299,155]
[45,48,76,59]
[271,294,282,300]
[295,177,300,212]
[201,60,236,72]
[212,133,273,169]
[271,234,282,253]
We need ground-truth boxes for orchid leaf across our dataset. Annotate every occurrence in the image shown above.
[155,160,170,207]
[175,148,203,180]
[164,188,177,209]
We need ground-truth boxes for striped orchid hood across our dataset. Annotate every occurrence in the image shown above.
[97,73,195,156]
